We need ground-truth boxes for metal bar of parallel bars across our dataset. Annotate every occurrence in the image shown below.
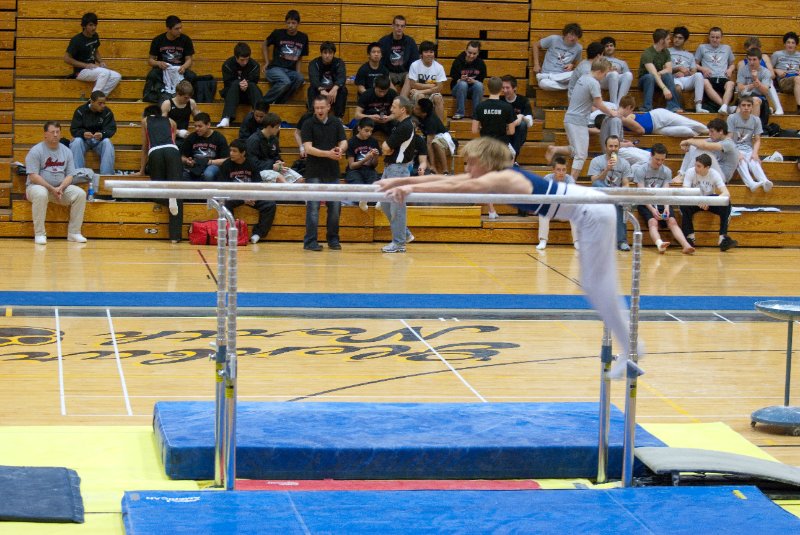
[596,326,613,484]
[207,199,227,488]
[223,209,238,491]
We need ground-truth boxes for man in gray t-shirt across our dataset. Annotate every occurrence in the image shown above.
[532,23,583,91]
[772,31,800,107]
[727,97,773,192]
[695,28,736,112]
[678,117,738,182]
[589,135,632,250]
[25,121,87,244]
[668,26,708,112]
[736,49,773,118]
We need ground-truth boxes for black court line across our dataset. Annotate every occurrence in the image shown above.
[196,249,218,286]
[526,252,581,287]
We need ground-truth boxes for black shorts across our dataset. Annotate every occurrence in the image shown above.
[637,204,673,228]
[147,147,182,180]
[708,77,731,95]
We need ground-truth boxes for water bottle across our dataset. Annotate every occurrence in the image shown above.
[87,182,95,202]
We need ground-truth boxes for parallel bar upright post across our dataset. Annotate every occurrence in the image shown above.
[597,327,613,483]
[209,198,227,488]
[223,213,239,490]
[622,210,643,487]
[785,320,794,406]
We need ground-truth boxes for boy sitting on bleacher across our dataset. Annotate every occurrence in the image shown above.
[64,12,121,97]
[531,23,583,92]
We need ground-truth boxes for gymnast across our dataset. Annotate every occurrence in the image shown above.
[377,136,639,378]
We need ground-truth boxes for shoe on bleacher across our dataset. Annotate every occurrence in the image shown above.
[34,235,46,245]
[68,233,87,243]
[452,113,464,120]
[216,117,230,128]
[405,230,415,244]
[763,180,773,192]
[695,104,710,113]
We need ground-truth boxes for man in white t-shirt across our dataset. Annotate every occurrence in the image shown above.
[680,153,737,251]
[402,40,447,123]
[531,23,583,91]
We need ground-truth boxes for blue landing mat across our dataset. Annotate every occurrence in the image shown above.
[0,465,84,523]
[122,486,800,534]
[153,402,663,480]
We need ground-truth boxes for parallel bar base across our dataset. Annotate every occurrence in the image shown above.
[751,405,800,436]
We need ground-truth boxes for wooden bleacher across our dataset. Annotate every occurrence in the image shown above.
[4,0,800,247]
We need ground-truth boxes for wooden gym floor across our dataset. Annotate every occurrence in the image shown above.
[0,238,798,468]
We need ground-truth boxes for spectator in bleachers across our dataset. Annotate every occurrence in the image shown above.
[355,43,390,95]
[144,15,196,103]
[301,96,347,251]
[355,75,398,136]
[379,15,419,88]
[238,101,270,140]
[413,97,454,175]
[632,143,695,254]
[600,36,633,105]
[545,59,617,179]
[64,13,121,97]
[181,113,229,181]
[772,32,800,112]
[617,95,708,137]
[161,80,200,148]
[449,40,487,120]
[69,90,116,176]
[379,96,417,253]
[695,27,736,114]
[472,77,515,151]
[680,153,737,251]
[262,10,309,105]
[568,42,604,99]
[727,96,773,192]
[531,23,583,91]
[593,112,653,167]
[740,37,783,116]
[500,75,534,161]
[536,156,578,251]
[345,118,381,190]
[736,47,774,123]
[26,121,87,245]
[676,118,739,184]
[220,139,277,244]
[402,41,447,123]
[245,112,284,174]
[138,105,183,243]
[668,26,708,113]
[307,42,348,118]
[217,42,262,128]
[638,28,683,112]
[588,135,632,251]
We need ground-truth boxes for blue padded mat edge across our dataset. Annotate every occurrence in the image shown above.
[153,402,663,480]
[122,486,800,535]
[0,465,84,523]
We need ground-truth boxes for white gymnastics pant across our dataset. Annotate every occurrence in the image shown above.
[650,108,708,137]
[538,215,579,244]
[564,122,589,175]
[673,72,705,104]
[601,71,633,105]
[76,67,122,96]
[537,71,572,91]
[736,147,771,190]
[619,146,653,166]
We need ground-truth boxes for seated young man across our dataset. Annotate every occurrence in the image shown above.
[355,75,398,135]
[217,42,262,128]
[676,117,739,184]
[680,153,737,251]
[449,40,487,120]
[772,32,800,112]
[64,12,121,97]
[261,9,308,105]
[588,134,633,251]
[600,36,633,105]
[696,27,736,114]
[161,80,200,148]
[70,90,116,176]
[220,139,277,244]
[245,112,284,174]
[378,15,419,87]
[617,95,707,137]
[727,96,773,192]
[638,28,683,112]
[355,42,390,95]
[145,15,196,102]
[536,155,578,251]
[402,41,447,123]
[739,36,784,116]
[413,97,455,175]
[531,23,583,91]
[668,26,708,112]
[736,47,773,122]
[181,113,229,181]
[500,75,533,160]
[307,41,348,118]
[345,118,381,187]
[238,100,270,140]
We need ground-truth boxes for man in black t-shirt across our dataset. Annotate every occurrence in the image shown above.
[262,10,309,105]
[355,75,398,135]
[378,15,419,87]
[307,42,348,118]
[300,96,347,251]
[220,139,277,244]
[449,40,487,120]
[181,113,229,181]
[217,42,262,128]
[472,77,515,147]
[238,101,270,140]
[345,118,381,185]
[355,42,391,95]
[500,75,534,160]
[413,97,454,174]
[145,15,197,101]
[64,13,121,96]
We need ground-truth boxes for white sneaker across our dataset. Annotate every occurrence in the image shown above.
[763,180,773,192]
[169,198,179,215]
[574,241,580,250]
[216,117,230,128]
[67,233,87,243]
[774,108,785,116]
[695,104,710,113]
[488,211,498,220]
[358,200,368,211]
[536,239,547,250]
[250,234,260,244]
[34,235,46,245]
[406,230,415,244]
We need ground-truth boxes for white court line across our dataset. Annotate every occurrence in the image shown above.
[713,312,735,324]
[665,312,684,323]
[54,308,66,415]
[400,318,487,403]
[107,309,133,416]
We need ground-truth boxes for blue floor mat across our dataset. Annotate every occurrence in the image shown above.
[0,465,84,523]
[154,402,663,480]
[122,486,800,534]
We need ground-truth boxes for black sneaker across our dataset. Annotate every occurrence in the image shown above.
[719,236,738,251]
[304,243,323,251]
[328,242,342,250]
[686,236,695,248]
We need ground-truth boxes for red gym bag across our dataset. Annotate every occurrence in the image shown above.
[189,219,249,246]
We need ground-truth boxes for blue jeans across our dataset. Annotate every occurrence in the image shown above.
[592,180,628,244]
[304,176,340,246]
[452,80,483,116]
[264,67,304,104]
[638,73,682,112]
[509,121,528,159]
[70,137,115,175]
[380,163,411,245]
